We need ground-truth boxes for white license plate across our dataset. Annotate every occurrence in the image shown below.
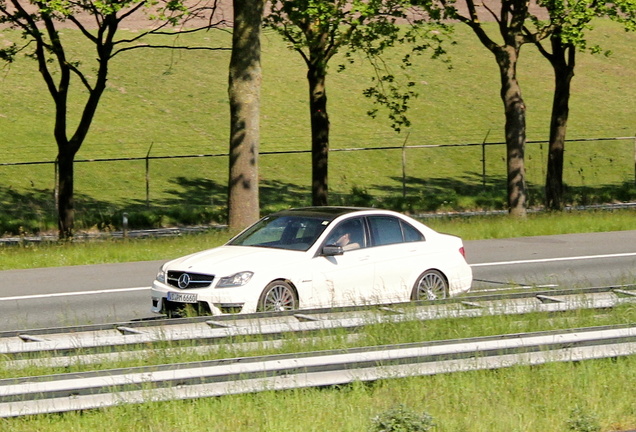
[167,291,198,303]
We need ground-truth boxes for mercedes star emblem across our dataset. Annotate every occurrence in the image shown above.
[177,273,191,289]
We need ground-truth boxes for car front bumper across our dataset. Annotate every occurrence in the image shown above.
[150,280,259,316]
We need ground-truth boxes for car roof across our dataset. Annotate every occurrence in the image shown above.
[271,206,374,221]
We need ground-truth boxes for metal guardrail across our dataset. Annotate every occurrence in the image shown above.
[1,323,635,418]
[2,286,635,364]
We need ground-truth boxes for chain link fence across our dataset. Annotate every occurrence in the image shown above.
[1,135,635,233]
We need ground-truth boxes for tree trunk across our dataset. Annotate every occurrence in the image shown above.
[57,150,76,240]
[496,47,528,217]
[308,63,329,206]
[545,40,575,211]
[228,0,263,229]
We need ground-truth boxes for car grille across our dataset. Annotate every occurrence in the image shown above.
[166,271,214,289]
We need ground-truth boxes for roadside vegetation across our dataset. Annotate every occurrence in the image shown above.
[0,208,634,270]
[3,356,634,432]
[3,359,635,432]
[1,306,635,431]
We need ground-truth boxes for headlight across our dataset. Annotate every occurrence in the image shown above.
[217,271,254,288]
[156,267,166,283]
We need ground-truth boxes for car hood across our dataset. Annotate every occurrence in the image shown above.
[163,245,308,276]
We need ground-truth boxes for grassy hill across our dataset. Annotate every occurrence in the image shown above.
[0,19,634,234]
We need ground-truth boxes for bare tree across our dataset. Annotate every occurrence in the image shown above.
[0,0,226,239]
[227,0,263,229]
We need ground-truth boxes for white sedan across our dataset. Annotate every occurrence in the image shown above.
[151,207,472,316]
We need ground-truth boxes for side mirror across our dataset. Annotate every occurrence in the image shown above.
[322,244,344,256]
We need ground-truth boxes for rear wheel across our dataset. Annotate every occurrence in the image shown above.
[257,281,298,312]
[411,270,448,301]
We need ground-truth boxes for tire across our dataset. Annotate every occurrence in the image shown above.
[411,270,448,301]
[257,280,298,312]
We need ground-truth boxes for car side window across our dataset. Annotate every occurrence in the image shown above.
[367,216,425,246]
[401,220,425,242]
[368,216,404,246]
[326,218,366,251]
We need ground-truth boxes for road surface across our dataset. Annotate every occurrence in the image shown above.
[1,230,635,331]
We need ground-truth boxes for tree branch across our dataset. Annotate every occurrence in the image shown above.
[66,61,93,92]
[481,0,501,24]
[113,22,229,48]
[112,44,231,57]
[66,14,100,44]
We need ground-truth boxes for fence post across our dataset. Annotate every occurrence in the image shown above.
[54,157,59,212]
[402,132,410,200]
[481,129,490,188]
[146,142,154,209]
[122,212,129,238]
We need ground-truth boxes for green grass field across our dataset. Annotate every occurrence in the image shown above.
[1,19,635,234]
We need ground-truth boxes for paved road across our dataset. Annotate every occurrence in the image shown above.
[468,230,636,291]
[1,230,635,332]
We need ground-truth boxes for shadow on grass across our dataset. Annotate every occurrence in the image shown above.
[1,174,635,236]
[161,176,310,209]
[377,173,511,212]
[0,188,58,234]
[351,172,636,213]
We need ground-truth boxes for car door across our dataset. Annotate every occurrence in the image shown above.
[366,215,428,303]
[309,217,375,308]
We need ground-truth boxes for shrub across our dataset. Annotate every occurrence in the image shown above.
[369,404,435,432]
[566,405,601,432]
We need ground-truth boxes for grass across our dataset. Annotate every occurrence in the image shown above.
[3,362,635,432]
[1,306,636,431]
[1,208,635,270]
[0,20,635,235]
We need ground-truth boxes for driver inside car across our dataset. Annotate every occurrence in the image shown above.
[327,219,363,251]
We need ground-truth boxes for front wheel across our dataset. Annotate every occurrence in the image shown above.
[411,270,448,301]
[257,281,298,312]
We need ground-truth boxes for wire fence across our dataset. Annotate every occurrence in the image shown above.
[1,135,635,215]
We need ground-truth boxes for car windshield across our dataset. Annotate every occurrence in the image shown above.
[228,215,331,251]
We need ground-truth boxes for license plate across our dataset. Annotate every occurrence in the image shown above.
[167,291,198,303]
